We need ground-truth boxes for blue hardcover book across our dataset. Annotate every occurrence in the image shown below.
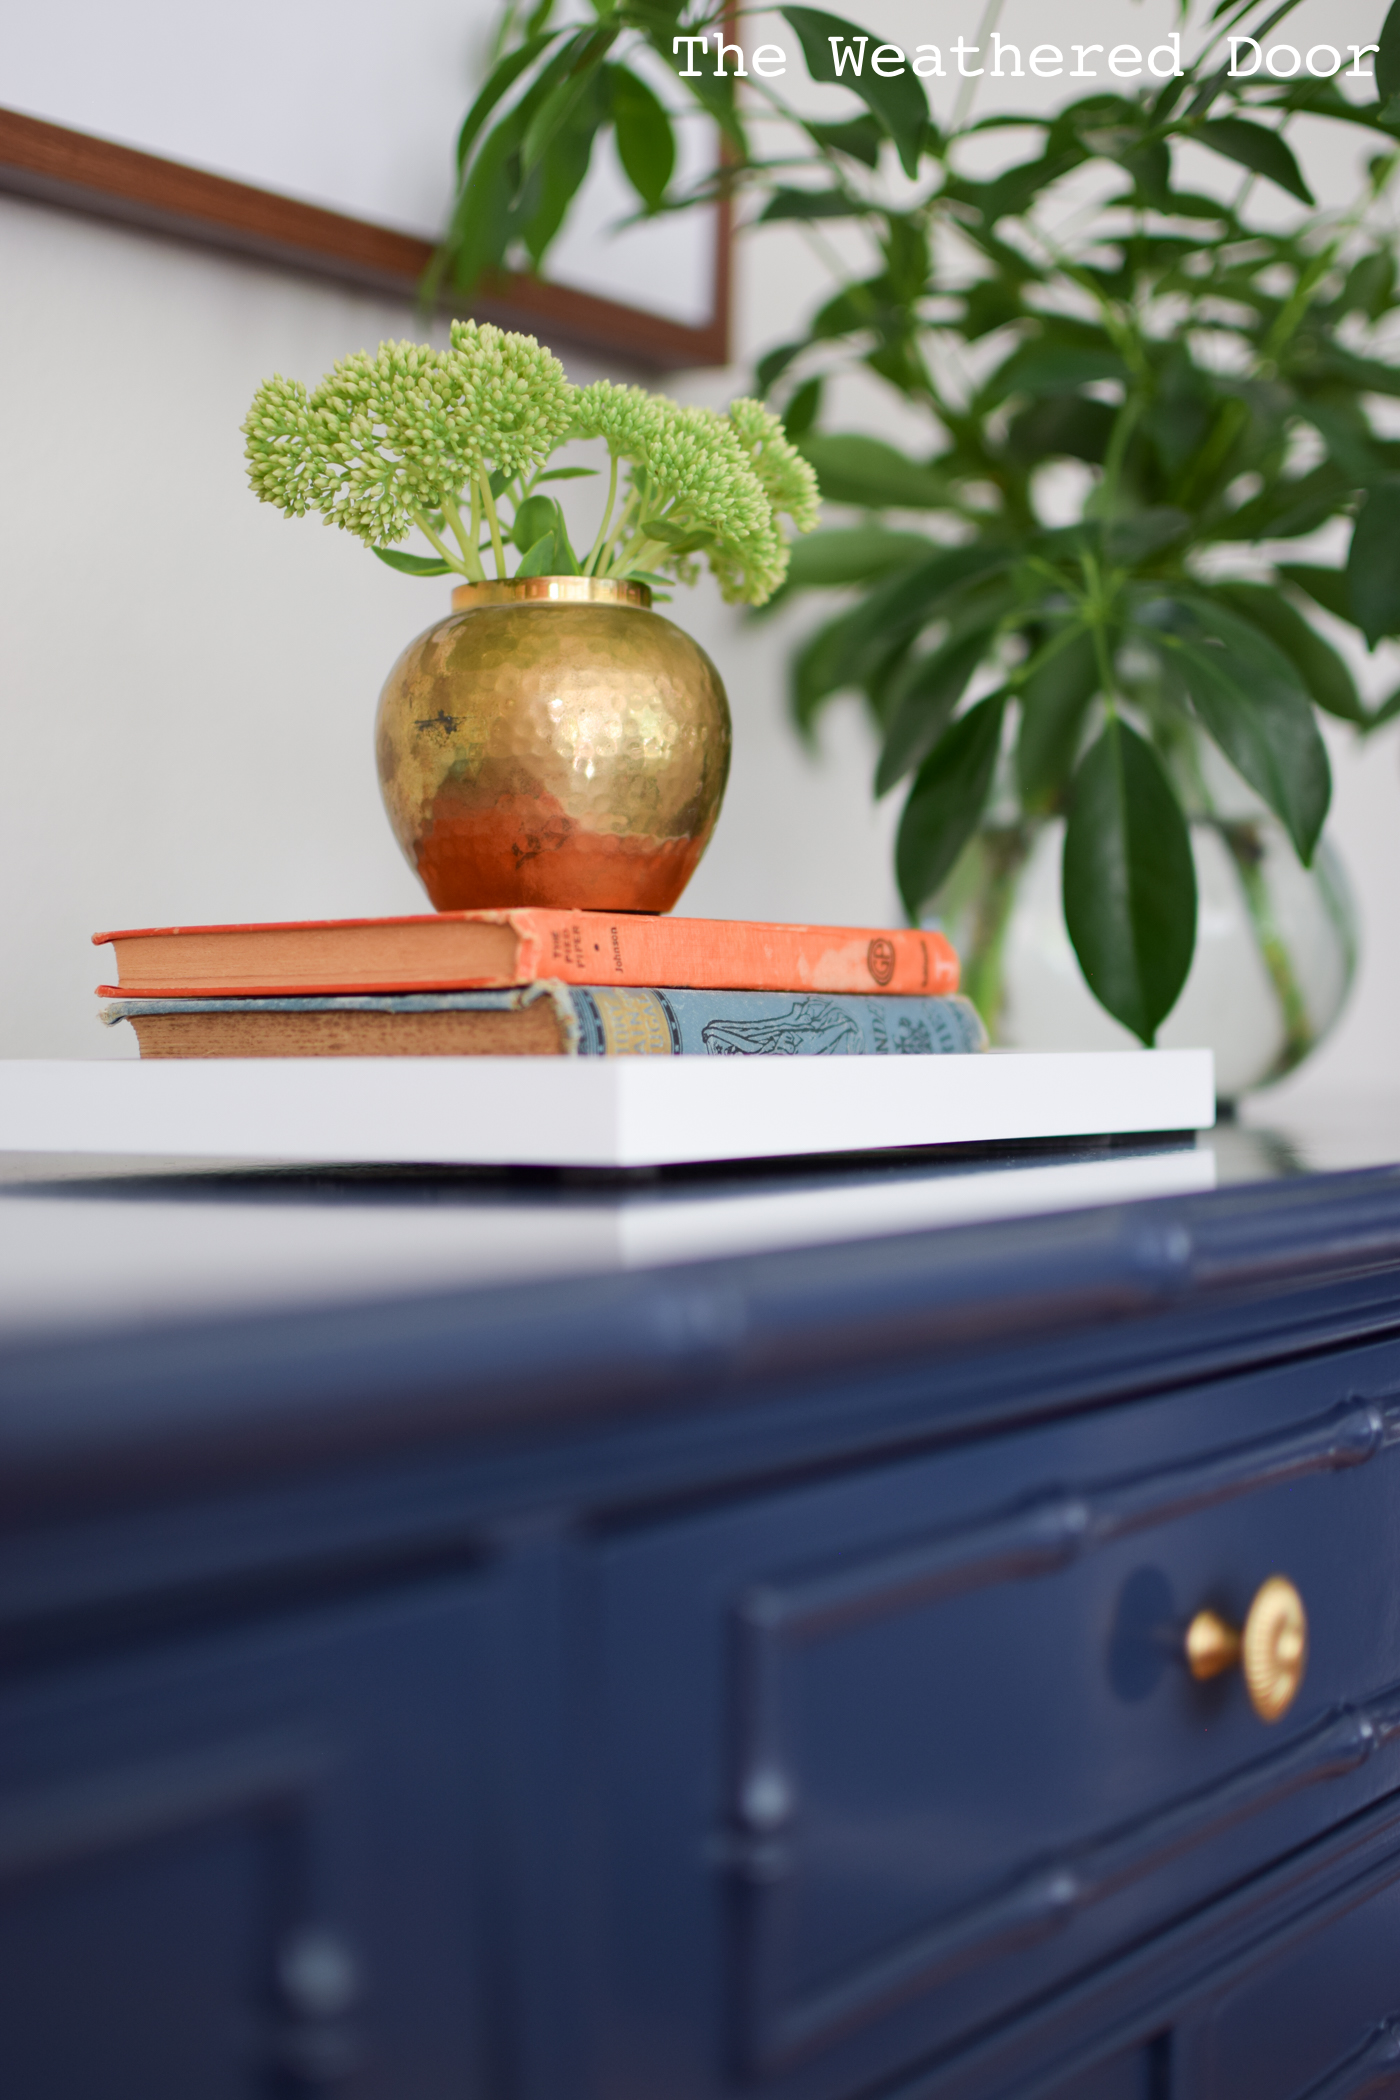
[102,984,987,1058]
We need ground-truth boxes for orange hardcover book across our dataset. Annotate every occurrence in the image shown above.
[94,911,958,999]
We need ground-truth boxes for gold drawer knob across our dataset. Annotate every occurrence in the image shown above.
[1185,1576,1308,1723]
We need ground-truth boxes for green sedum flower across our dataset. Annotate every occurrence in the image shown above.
[574,382,817,604]
[447,319,574,475]
[244,327,817,599]
[305,341,472,544]
[726,399,820,537]
[243,375,319,518]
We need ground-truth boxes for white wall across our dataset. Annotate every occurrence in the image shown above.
[2,0,1397,1106]
[1,0,716,325]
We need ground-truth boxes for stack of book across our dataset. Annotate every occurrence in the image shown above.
[96,909,987,1060]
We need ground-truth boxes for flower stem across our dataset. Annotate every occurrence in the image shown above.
[586,449,620,573]
[440,493,483,580]
[598,472,647,577]
[412,510,471,577]
[477,465,508,579]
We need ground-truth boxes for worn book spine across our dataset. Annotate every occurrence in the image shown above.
[507,914,957,997]
[93,910,959,997]
[102,985,988,1058]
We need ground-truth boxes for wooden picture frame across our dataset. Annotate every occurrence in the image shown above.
[0,106,731,371]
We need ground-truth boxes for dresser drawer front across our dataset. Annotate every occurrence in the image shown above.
[732,1400,1400,2072]
[595,1347,1400,2096]
[1176,1843,1400,2099]
[0,1580,488,2100]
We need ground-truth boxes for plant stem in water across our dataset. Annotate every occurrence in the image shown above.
[949,825,1032,1041]
[1219,819,1315,1080]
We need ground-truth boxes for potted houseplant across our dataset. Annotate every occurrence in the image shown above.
[243,321,817,910]
[442,0,1400,1093]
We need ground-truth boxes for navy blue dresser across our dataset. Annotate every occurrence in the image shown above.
[6,1159,1400,2098]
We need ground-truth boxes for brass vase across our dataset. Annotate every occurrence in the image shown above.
[374,576,731,913]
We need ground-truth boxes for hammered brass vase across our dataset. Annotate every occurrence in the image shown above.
[374,576,731,913]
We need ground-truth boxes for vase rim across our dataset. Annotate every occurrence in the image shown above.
[450,576,652,612]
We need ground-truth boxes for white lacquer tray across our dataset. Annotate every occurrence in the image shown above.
[0,1051,1214,1169]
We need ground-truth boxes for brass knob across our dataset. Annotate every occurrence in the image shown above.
[1185,1576,1307,1723]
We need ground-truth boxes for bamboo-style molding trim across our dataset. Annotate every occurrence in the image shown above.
[0,106,731,372]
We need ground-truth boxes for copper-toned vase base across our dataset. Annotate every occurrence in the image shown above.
[375,578,731,914]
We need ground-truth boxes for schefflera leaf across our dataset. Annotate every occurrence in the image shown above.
[1063,719,1197,1047]
[781,5,930,177]
[1015,627,1098,808]
[1346,477,1400,647]
[607,64,675,211]
[1160,598,1331,863]
[875,626,996,795]
[895,692,1008,918]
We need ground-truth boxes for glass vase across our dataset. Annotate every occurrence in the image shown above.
[932,812,1357,1104]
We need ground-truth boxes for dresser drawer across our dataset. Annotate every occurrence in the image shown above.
[592,1343,1400,2099]
[0,1578,488,2100]
[1176,1838,1400,2098]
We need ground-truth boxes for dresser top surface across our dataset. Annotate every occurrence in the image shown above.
[0,1091,1391,1345]
[2,1093,1400,1519]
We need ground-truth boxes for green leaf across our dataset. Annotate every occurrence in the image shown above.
[895,692,1008,915]
[372,547,454,577]
[759,188,865,221]
[800,433,951,509]
[1220,463,1352,543]
[1165,608,1331,862]
[1015,628,1099,806]
[454,31,560,174]
[1103,509,1191,565]
[609,64,675,210]
[810,284,880,341]
[781,6,930,177]
[1006,395,1115,467]
[791,543,1014,725]
[949,147,1085,227]
[533,466,598,483]
[644,23,747,158]
[793,607,872,731]
[1339,250,1397,320]
[1125,138,1171,203]
[876,629,995,794]
[444,114,526,292]
[549,498,579,574]
[1194,118,1314,204]
[1296,398,1393,488]
[1305,344,1400,400]
[1367,681,1400,730]
[960,275,1025,340]
[516,532,556,576]
[1347,478,1400,645]
[793,546,1011,726]
[521,78,605,263]
[805,114,884,166]
[986,340,1128,402]
[757,341,806,394]
[1379,0,1400,102]
[782,378,823,440]
[778,525,931,594]
[1063,720,1197,1046]
[641,516,716,554]
[1209,582,1365,722]
[521,26,617,173]
[512,493,557,551]
[1278,563,1355,625]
